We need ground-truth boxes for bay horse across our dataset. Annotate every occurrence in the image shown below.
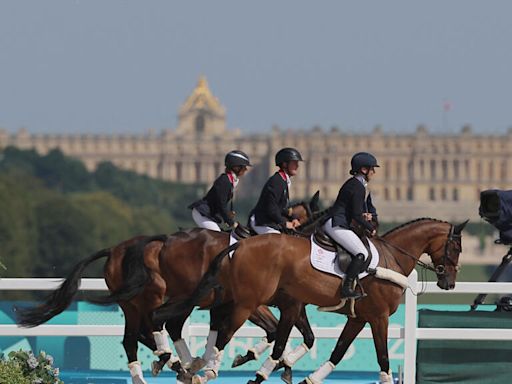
[16,193,324,384]
[156,218,467,384]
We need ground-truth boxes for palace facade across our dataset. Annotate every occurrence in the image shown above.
[1,76,511,222]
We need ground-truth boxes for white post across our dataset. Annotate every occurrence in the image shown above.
[182,318,191,346]
[403,269,418,384]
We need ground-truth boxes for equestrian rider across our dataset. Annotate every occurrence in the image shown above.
[188,150,251,231]
[323,152,379,300]
[249,147,303,234]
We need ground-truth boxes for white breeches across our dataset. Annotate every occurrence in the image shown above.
[192,208,221,232]
[249,215,280,235]
[323,218,368,258]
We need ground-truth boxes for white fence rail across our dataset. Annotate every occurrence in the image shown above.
[1,271,512,384]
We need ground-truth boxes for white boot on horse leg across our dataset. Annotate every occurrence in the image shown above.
[151,330,173,376]
[283,343,309,368]
[256,356,279,380]
[128,361,148,384]
[305,361,335,384]
[250,337,273,360]
[191,347,224,384]
[379,369,394,384]
[174,338,194,370]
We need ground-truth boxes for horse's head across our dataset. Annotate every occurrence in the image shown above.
[426,220,468,290]
[290,190,320,224]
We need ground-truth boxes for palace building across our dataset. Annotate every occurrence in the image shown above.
[1,76,511,222]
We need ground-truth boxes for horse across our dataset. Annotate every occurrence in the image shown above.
[16,193,325,384]
[156,218,468,384]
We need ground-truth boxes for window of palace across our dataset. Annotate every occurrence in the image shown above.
[453,188,459,201]
[429,188,436,201]
[430,160,436,179]
[407,187,413,201]
[442,160,448,180]
[441,188,447,201]
[195,115,205,135]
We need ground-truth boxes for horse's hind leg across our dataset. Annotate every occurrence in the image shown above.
[249,300,303,384]
[369,316,394,384]
[192,305,255,384]
[299,317,366,384]
[232,305,277,368]
[120,303,148,384]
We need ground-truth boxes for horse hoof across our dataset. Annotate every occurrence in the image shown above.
[192,375,206,384]
[177,370,194,383]
[151,360,164,376]
[188,357,207,374]
[232,354,246,368]
[281,369,292,384]
[131,376,148,384]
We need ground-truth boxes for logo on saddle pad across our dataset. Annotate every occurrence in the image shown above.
[309,235,379,280]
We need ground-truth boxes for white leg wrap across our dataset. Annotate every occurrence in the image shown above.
[307,361,335,384]
[174,338,193,366]
[256,357,279,380]
[248,337,272,359]
[203,347,224,379]
[283,343,309,367]
[152,331,172,356]
[379,369,393,384]
[202,330,218,361]
[281,342,293,360]
[128,361,148,384]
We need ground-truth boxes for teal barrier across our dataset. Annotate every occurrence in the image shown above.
[0,302,495,373]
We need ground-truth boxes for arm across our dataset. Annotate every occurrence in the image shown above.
[350,185,375,232]
[264,183,289,226]
[211,176,235,226]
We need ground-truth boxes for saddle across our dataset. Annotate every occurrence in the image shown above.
[231,223,254,240]
[312,226,372,274]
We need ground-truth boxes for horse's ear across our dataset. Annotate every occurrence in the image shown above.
[454,219,469,234]
[309,190,320,212]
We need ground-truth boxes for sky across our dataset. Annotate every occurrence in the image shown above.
[1,0,512,135]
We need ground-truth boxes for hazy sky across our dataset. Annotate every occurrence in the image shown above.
[1,1,511,135]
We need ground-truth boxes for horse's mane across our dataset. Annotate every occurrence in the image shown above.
[297,208,330,230]
[382,217,450,237]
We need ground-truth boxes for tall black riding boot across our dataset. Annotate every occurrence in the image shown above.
[341,253,366,300]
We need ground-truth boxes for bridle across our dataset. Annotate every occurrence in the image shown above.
[378,224,461,276]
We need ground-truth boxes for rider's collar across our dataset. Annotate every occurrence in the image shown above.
[227,171,239,188]
[278,170,292,187]
[355,174,368,189]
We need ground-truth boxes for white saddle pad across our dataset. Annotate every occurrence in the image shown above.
[309,234,379,279]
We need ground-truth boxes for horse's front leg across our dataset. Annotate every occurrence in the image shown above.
[248,300,303,384]
[299,317,366,384]
[192,303,253,384]
[278,304,315,384]
[369,316,393,384]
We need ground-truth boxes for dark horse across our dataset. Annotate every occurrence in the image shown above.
[156,218,467,384]
[16,193,325,384]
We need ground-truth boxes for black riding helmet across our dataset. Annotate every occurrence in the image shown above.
[225,150,252,169]
[275,147,304,166]
[350,152,379,175]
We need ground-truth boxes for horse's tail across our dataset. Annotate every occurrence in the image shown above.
[87,234,168,305]
[153,242,239,324]
[15,248,111,327]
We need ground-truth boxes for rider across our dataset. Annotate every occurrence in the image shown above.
[188,150,251,231]
[249,147,303,234]
[323,152,379,300]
